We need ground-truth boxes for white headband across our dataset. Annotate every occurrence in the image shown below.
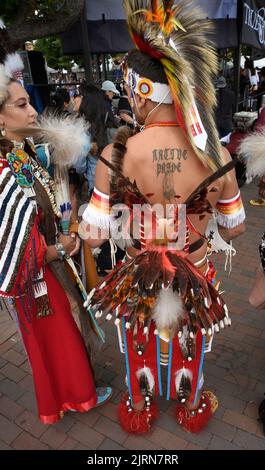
[123,65,208,151]
[124,67,173,104]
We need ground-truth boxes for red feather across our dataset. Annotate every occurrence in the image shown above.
[152,0,159,15]
[132,32,164,59]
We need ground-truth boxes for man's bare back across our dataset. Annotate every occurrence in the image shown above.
[97,125,240,264]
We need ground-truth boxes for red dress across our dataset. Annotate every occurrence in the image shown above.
[15,266,97,424]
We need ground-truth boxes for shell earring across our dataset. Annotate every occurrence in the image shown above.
[1,128,6,137]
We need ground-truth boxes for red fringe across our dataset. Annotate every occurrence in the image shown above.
[175,394,213,433]
[118,394,158,434]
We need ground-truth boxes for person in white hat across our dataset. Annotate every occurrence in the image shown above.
[101,80,120,97]
[101,80,120,114]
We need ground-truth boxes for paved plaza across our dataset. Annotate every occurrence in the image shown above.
[1,181,265,451]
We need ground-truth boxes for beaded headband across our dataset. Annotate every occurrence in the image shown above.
[123,66,173,105]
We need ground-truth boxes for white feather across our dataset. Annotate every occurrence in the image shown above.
[35,114,91,167]
[136,367,155,392]
[0,64,9,105]
[153,287,184,334]
[0,18,5,29]
[4,53,24,78]
[54,165,70,209]
[175,368,193,393]
[239,130,265,179]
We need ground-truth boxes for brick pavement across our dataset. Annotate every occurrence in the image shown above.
[1,181,265,450]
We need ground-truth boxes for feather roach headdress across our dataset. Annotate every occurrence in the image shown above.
[123,0,223,172]
[0,19,24,105]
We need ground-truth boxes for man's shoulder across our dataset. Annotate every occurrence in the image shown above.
[126,131,146,154]
[101,143,113,161]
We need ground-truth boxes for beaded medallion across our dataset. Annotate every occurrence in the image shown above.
[6,148,35,188]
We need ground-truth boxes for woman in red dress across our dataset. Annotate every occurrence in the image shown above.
[0,22,111,424]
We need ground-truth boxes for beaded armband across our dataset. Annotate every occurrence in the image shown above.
[216,191,245,229]
[82,187,113,231]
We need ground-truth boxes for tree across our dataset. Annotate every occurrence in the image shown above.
[1,0,85,45]
[34,36,83,71]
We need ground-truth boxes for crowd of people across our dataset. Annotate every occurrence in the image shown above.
[214,58,265,207]
[0,0,265,439]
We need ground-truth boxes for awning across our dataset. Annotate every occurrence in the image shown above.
[241,0,265,50]
[61,1,265,54]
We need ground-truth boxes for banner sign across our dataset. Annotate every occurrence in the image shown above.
[242,0,265,49]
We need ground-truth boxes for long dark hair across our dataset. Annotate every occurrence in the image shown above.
[126,49,168,84]
[79,84,117,153]
[245,58,256,76]
[45,88,70,117]
[0,137,14,156]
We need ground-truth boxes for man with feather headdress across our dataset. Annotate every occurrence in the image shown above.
[82,0,246,434]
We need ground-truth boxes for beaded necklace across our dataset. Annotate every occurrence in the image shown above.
[30,156,61,218]
[21,139,61,218]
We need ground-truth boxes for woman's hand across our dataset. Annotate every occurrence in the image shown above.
[69,233,81,256]
[58,233,80,257]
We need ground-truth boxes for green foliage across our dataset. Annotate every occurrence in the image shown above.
[0,0,21,24]
[1,0,82,72]
[30,0,68,20]
[0,0,67,24]
[35,36,83,71]
[241,45,252,59]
